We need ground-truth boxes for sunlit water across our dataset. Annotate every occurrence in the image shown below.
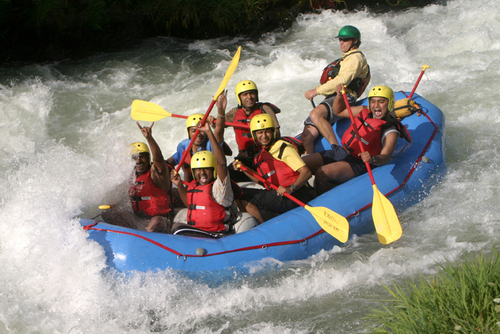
[1,0,500,332]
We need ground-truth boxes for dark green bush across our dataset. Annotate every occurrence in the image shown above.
[0,0,433,62]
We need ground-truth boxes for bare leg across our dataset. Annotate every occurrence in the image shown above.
[244,201,264,224]
[314,161,356,196]
[102,210,138,228]
[235,199,246,212]
[309,104,339,147]
[301,125,319,154]
[146,216,169,233]
[102,208,169,232]
[301,152,324,175]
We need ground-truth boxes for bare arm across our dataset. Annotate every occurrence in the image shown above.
[277,165,312,196]
[137,122,171,189]
[170,170,187,207]
[359,132,399,165]
[197,121,228,181]
[214,90,227,144]
[166,156,176,167]
[232,160,264,186]
[332,84,363,118]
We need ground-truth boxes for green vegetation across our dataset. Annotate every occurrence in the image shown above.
[0,0,305,62]
[367,248,500,333]
[0,0,435,63]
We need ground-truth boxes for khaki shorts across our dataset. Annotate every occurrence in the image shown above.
[303,92,356,127]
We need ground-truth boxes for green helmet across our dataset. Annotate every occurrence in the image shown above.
[336,25,361,42]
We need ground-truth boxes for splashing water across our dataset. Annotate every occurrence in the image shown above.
[1,0,500,332]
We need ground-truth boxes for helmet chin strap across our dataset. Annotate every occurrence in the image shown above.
[347,39,359,52]
[265,135,277,149]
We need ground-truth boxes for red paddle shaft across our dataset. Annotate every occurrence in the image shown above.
[175,100,216,173]
[341,90,377,185]
[409,65,430,99]
[171,113,248,129]
[237,163,305,207]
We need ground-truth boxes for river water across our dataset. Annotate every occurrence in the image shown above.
[1,0,499,332]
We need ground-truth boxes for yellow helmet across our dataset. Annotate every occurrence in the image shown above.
[191,150,217,179]
[130,142,150,155]
[235,80,258,105]
[368,85,395,112]
[186,113,204,138]
[250,113,275,142]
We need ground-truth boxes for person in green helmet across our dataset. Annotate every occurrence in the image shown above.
[302,25,371,154]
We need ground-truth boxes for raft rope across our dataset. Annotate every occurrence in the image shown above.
[82,221,324,258]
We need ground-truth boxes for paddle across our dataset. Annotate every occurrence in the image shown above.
[341,88,402,244]
[175,46,241,173]
[131,100,249,129]
[236,163,349,243]
[409,65,430,99]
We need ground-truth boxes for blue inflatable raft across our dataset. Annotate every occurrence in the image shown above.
[80,92,446,277]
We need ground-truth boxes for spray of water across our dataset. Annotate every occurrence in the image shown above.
[1,0,500,332]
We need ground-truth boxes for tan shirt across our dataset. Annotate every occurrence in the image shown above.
[316,49,369,97]
[211,175,234,208]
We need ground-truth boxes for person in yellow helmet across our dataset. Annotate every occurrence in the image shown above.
[102,122,173,232]
[166,91,228,182]
[167,118,242,237]
[233,114,314,224]
[302,25,370,154]
[303,84,409,195]
[224,80,282,182]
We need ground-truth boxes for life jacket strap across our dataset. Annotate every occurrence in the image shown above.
[188,204,206,210]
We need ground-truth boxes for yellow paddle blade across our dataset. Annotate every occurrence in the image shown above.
[371,184,402,244]
[213,46,241,101]
[131,100,171,122]
[98,205,111,210]
[305,205,349,243]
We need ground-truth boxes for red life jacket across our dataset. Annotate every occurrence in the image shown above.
[254,140,300,189]
[186,181,226,232]
[341,108,392,158]
[233,102,281,152]
[320,50,371,98]
[280,136,306,156]
[129,170,171,217]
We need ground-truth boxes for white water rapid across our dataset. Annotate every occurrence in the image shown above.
[1,0,499,332]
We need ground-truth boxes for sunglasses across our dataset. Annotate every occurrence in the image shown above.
[338,38,353,42]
